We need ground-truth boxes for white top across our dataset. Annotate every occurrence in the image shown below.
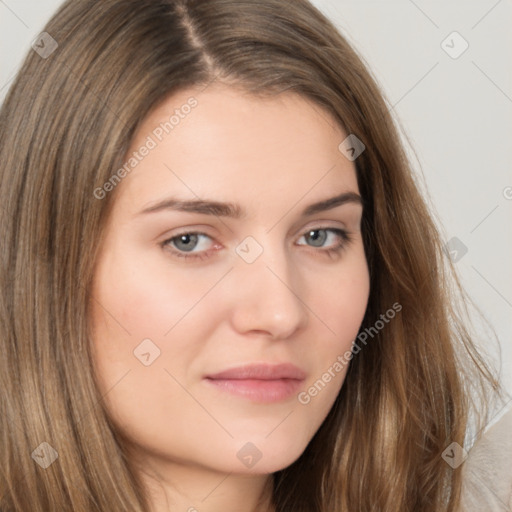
[459,406,512,511]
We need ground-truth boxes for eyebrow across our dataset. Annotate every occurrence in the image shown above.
[137,191,363,218]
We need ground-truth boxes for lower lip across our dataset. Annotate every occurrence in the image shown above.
[204,378,303,403]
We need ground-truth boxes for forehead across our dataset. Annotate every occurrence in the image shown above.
[114,83,358,214]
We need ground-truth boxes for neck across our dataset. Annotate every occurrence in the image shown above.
[135,457,276,512]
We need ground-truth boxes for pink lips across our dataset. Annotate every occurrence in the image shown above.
[204,363,306,403]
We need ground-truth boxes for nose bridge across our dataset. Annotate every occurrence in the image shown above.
[230,234,308,338]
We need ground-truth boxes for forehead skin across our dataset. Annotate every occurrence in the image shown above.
[114,83,360,228]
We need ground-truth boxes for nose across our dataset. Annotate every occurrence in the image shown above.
[229,244,309,340]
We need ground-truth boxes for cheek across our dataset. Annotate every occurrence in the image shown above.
[91,244,224,344]
[88,250,218,454]
[310,248,370,348]
[298,250,369,404]
[88,248,215,409]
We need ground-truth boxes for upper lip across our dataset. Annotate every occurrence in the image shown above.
[206,363,306,381]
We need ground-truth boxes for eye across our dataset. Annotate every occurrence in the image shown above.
[171,233,203,252]
[162,232,216,260]
[161,227,353,262]
[296,228,351,252]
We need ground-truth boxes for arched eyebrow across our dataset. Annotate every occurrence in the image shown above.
[137,191,363,219]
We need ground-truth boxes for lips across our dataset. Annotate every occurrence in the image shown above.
[204,363,306,403]
[206,363,306,381]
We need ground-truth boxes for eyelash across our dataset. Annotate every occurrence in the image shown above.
[161,227,354,262]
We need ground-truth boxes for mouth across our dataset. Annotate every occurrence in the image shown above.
[204,363,306,403]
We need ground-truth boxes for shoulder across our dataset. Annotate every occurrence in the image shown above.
[459,405,512,511]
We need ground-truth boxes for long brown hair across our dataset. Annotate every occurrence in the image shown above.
[0,0,500,510]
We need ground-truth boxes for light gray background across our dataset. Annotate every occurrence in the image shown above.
[1,0,511,397]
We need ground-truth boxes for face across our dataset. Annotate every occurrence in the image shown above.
[89,83,370,479]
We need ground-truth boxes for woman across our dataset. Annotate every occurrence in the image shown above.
[0,0,502,510]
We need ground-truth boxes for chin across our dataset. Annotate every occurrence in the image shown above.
[227,433,310,475]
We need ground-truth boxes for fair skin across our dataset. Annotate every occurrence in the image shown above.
[89,83,370,512]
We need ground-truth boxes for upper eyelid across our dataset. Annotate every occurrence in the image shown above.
[168,225,346,238]
[167,218,350,238]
